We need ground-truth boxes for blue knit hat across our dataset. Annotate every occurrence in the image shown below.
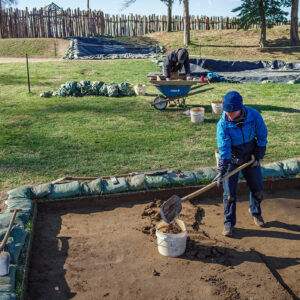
[223,91,243,112]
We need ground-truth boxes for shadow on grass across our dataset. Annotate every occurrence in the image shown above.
[1,74,56,86]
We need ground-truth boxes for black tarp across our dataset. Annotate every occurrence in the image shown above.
[189,58,300,83]
[149,58,300,83]
[64,37,163,60]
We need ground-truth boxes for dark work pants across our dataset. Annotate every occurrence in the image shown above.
[222,163,263,227]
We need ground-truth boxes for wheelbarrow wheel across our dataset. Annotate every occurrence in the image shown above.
[153,96,168,110]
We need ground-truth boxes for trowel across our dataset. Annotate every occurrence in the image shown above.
[0,209,22,277]
[160,155,255,224]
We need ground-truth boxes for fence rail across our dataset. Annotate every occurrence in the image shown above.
[0,8,289,39]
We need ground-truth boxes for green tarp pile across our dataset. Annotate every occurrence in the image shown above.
[40,81,135,98]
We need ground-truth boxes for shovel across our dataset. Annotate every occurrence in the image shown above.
[160,155,255,224]
[0,209,22,277]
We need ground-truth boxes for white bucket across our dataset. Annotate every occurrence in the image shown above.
[156,219,188,257]
[211,101,223,114]
[134,84,146,96]
[215,149,220,166]
[190,107,205,123]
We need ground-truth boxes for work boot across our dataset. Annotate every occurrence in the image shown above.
[222,225,233,236]
[249,208,265,227]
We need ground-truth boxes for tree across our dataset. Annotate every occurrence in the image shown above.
[183,0,190,45]
[290,0,299,45]
[232,0,288,48]
[123,0,176,32]
[0,0,17,38]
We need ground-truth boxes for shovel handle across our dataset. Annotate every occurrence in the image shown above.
[0,209,22,251]
[182,155,255,202]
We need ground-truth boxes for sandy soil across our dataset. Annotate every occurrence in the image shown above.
[27,188,300,300]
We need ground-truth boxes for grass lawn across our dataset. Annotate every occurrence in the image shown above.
[0,59,299,190]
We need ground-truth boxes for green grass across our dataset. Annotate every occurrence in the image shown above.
[0,59,299,190]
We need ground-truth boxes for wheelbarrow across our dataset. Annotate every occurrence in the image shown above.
[148,79,213,110]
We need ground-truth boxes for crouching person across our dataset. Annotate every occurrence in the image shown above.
[216,91,268,236]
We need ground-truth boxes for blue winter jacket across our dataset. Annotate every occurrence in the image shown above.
[217,106,268,165]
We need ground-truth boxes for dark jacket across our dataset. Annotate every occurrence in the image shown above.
[217,106,268,165]
[163,48,191,78]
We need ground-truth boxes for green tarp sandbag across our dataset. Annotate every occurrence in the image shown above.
[261,162,284,178]
[0,292,16,300]
[145,174,171,188]
[5,227,28,264]
[5,198,33,213]
[0,265,16,292]
[168,171,197,184]
[32,183,52,198]
[0,213,26,231]
[193,171,206,182]
[48,181,81,199]
[127,174,146,191]
[8,187,32,199]
[103,178,129,194]
[107,83,119,97]
[281,159,300,175]
[202,167,218,180]
[81,179,103,195]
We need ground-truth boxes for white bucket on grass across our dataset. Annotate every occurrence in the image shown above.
[156,219,188,257]
[134,84,146,96]
[190,107,205,123]
[211,101,223,114]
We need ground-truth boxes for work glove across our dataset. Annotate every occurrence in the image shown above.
[254,146,266,160]
[166,78,171,81]
[186,74,192,81]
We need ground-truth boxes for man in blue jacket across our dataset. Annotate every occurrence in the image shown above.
[163,48,191,81]
[216,91,268,236]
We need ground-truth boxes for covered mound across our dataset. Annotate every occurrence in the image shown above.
[64,37,164,60]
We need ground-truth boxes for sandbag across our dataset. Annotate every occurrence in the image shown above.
[32,183,52,198]
[48,181,81,199]
[0,292,16,300]
[5,198,33,213]
[127,174,146,191]
[145,174,171,188]
[168,171,197,184]
[261,162,284,178]
[0,265,16,292]
[5,227,28,264]
[8,187,32,200]
[103,177,129,194]
[202,167,218,180]
[281,159,300,175]
[81,179,103,195]
[193,170,206,182]
[107,83,119,97]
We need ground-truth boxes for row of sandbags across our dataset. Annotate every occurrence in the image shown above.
[40,81,135,98]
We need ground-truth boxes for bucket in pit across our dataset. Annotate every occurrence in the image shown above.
[156,219,188,257]
[190,107,205,123]
[211,101,223,114]
[134,84,146,96]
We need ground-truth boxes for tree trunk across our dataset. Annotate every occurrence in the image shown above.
[183,0,190,46]
[290,0,299,46]
[167,0,172,32]
[87,0,90,10]
[258,0,266,48]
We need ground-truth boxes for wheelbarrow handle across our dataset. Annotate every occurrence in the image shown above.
[182,155,255,202]
[0,209,22,252]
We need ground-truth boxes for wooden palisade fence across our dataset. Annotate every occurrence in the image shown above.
[0,8,287,39]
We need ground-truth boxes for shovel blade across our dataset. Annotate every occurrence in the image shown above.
[160,195,182,224]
